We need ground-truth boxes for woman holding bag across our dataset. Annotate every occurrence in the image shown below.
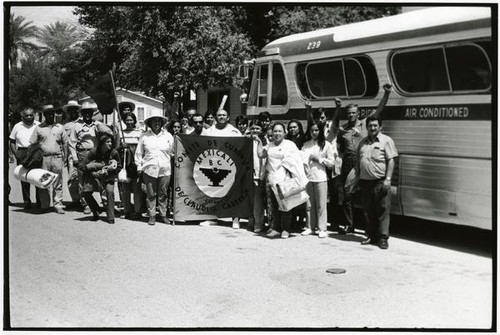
[119,112,144,220]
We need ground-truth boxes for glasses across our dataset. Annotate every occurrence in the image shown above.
[193,121,204,124]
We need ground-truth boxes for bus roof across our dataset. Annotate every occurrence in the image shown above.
[261,7,491,57]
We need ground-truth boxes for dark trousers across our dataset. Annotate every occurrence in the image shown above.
[269,189,292,233]
[359,179,391,241]
[340,155,357,228]
[16,149,41,206]
[84,182,115,220]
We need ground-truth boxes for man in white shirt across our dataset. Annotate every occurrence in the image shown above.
[200,109,242,228]
[9,107,41,209]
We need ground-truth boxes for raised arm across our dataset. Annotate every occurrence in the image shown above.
[326,98,342,142]
[369,83,392,119]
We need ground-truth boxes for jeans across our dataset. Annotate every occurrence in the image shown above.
[248,180,265,230]
[67,157,81,204]
[121,176,143,215]
[84,182,115,220]
[269,189,292,233]
[143,173,170,218]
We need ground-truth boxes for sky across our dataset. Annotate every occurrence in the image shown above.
[10,6,78,27]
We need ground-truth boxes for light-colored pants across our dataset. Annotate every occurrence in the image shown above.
[306,181,328,232]
[143,173,170,218]
[67,157,81,204]
[39,155,64,208]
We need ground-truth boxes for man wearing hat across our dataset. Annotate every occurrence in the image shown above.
[29,106,69,214]
[9,107,41,209]
[134,109,174,225]
[69,101,113,214]
[62,100,82,209]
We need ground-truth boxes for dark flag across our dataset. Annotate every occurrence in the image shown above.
[173,134,254,221]
[85,71,116,115]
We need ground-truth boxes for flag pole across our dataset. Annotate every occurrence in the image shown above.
[109,70,125,144]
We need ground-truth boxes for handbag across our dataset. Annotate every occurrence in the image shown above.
[118,149,131,183]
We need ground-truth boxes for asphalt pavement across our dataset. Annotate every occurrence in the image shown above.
[5,161,494,329]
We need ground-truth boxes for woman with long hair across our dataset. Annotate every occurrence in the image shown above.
[301,121,336,238]
[286,119,305,149]
[81,133,122,224]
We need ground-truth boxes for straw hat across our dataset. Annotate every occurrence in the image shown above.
[144,108,168,127]
[80,101,98,114]
[62,100,81,113]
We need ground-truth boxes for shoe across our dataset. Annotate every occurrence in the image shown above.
[361,237,372,245]
[92,211,100,221]
[266,230,280,238]
[106,218,115,224]
[160,216,169,224]
[232,218,240,229]
[281,231,290,239]
[318,231,327,238]
[55,207,65,214]
[83,206,92,215]
[301,228,312,236]
[23,202,32,210]
[199,220,217,226]
[378,239,389,249]
[148,217,156,226]
[254,228,262,233]
[339,226,355,235]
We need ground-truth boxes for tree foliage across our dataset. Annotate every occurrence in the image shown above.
[9,13,39,68]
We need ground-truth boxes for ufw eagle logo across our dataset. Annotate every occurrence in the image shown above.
[199,167,231,187]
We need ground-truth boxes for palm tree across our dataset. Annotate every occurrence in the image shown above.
[37,21,86,61]
[9,13,39,68]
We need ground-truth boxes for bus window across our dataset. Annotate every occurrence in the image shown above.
[392,48,449,94]
[257,64,268,107]
[391,41,491,95]
[307,60,346,98]
[271,63,287,105]
[446,43,491,91]
[296,55,376,100]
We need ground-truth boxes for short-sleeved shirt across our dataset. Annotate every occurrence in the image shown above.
[134,129,174,178]
[29,123,68,155]
[358,133,398,180]
[69,120,113,160]
[9,121,40,148]
[265,139,299,176]
[201,123,241,137]
[337,119,367,157]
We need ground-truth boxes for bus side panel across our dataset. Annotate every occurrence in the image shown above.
[399,155,491,230]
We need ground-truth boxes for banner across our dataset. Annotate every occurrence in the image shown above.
[85,71,116,115]
[173,134,253,221]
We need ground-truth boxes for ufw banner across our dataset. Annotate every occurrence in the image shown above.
[173,134,253,221]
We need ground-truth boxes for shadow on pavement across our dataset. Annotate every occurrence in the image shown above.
[387,215,492,258]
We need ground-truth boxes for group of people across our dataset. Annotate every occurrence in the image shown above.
[9,83,397,249]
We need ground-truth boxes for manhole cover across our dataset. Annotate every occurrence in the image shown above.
[326,268,346,274]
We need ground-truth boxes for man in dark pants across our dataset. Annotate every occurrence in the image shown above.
[331,83,392,234]
[356,115,398,249]
[9,107,41,209]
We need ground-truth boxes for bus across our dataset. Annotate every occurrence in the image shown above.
[238,7,493,230]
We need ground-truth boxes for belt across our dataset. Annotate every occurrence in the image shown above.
[42,153,63,157]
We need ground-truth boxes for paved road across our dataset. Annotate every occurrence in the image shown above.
[5,162,493,329]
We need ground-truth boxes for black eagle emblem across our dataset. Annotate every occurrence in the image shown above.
[199,167,231,187]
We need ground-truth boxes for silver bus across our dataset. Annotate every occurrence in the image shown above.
[239,7,492,230]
